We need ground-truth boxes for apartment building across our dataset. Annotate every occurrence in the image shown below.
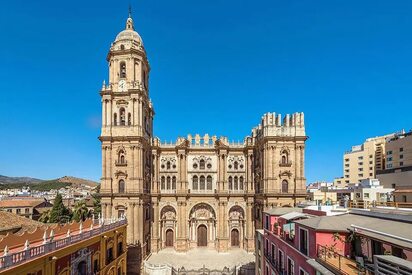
[257,206,412,275]
[377,130,412,191]
[341,133,396,185]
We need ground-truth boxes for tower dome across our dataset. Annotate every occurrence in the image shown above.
[114,11,143,46]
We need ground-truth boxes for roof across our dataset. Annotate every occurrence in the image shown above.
[264,207,303,216]
[394,189,412,193]
[0,199,47,208]
[295,213,373,232]
[279,211,309,221]
[0,211,44,234]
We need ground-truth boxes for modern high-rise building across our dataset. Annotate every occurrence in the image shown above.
[339,133,396,185]
[99,12,307,272]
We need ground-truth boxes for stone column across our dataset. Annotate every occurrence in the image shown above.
[107,100,112,126]
[151,200,160,252]
[127,202,134,244]
[133,203,139,244]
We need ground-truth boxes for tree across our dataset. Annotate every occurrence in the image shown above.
[72,200,90,222]
[49,193,71,223]
[92,185,101,216]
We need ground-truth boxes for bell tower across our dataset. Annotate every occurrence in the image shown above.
[99,9,154,274]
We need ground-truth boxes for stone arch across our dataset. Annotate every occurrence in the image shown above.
[189,203,216,247]
[189,203,216,219]
[228,205,245,220]
[161,205,177,220]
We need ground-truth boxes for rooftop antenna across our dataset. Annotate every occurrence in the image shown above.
[128,3,132,18]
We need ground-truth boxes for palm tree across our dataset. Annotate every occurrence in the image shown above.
[38,209,51,223]
[72,200,90,222]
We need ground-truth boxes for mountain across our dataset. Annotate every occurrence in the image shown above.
[56,176,98,188]
[0,175,43,185]
[0,175,99,191]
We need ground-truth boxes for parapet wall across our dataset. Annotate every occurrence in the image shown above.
[252,112,306,138]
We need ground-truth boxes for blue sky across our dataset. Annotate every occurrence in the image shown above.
[0,0,411,183]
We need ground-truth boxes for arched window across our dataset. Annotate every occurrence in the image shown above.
[119,180,125,193]
[119,108,126,126]
[199,159,205,170]
[172,176,176,190]
[207,176,212,190]
[113,113,117,126]
[118,150,126,164]
[239,176,244,190]
[120,61,126,78]
[120,44,125,50]
[281,151,289,164]
[234,176,238,190]
[166,161,171,170]
[128,113,131,126]
[161,177,165,190]
[229,176,233,190]
[282,180,288,193]
[193,176,198,190]
[200,176,205,190]
[167,176,171,190]
[234,161,239,170]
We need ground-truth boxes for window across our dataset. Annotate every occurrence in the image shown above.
[387,151,393,155]
[166,161,171,170]
[299,268,309,275]
[345,158,349,162]
[234,176,238,190]
[369,161,373,164]
[271,243,276,261]
[161,176,165,189]
[167,176,171,189]
[358,162,363,165]
[118,209,124,218]
[358,174,363,177]
[278,250,284,271]
[17,208,21,214]
[370,167,373,170]
[234,161,239,170]
[128,113,131,125]
[120,61,126,78]
[25,208,29,214]
[118,150,126,164]
[358,156,363,160]
[400,154,404,159]
[193,176,198,190]
[356,193,361,198]
[282,180,288,193]
[345,164,349,167]
[392,246,403,258]
[172,176,176,189]
[299,229,308,256]
[106,247,114,264]
[193,163,198,169]
[119,108,126,126]
[200,176,205,190]
[264,215,269,230]
[287,257,295,275]
[400,161,404,166]
[281,150,289,164]
[392,183,396,188]
[119,180,125,193]
[207,163,212,169]
[207,176,212,190]
[369,173,373,176]
[369,155,373,158]
[94,259,99,273]
[199,159,205,170]
[239,176,244,190]
[345,169,349,173]
[113,113,117,126]
[358,168,363,171]
[364,193,369,198]
[387,157,393,161]
[229,176,233,190]
[400,147,404,152]
[387,164,393,168]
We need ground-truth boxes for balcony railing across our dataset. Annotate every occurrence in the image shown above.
[279,162,292,167]
[0,219,127,270]
[115,160,127,166]
[317,244,361,275]
[160,189,177,194]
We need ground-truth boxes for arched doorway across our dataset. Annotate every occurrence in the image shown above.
[231,229,240,247]
[166,229,174,247]
[197,225,207,247]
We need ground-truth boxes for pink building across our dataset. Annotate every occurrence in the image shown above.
[256,207,412,275]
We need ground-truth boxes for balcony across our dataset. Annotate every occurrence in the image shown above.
[0,218,127,270]
[264,252,285,274]
[317,244,361,275]
[279,161,292,167]
[115,160,127,166]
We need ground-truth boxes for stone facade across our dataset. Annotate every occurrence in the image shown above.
[99,14,307,269]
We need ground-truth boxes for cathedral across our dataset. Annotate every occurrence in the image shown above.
[99,12,307,271]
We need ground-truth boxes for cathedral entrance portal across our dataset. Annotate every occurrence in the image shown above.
[189,203,216,248]
[197,225,208,247]
[166,229,174,247]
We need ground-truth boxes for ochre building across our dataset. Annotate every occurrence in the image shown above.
[99,13,308,268]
